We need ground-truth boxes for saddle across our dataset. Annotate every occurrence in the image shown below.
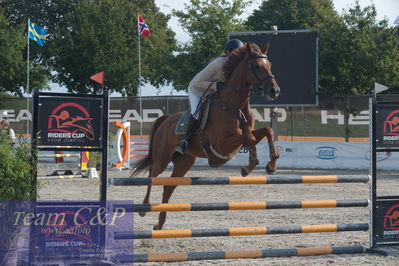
[175,94,241,167]
[174,101,210,136]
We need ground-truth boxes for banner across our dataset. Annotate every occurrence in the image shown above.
[192,141,398,170]
[38,98,103,147]
[376,105,399,148]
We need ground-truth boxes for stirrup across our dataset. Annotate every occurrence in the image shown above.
[175,141,188,154]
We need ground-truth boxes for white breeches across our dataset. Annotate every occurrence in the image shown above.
[188,91,201,120]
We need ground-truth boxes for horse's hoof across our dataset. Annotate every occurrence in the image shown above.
[153,224,161,230]
[139,211,147,217]
[266,164,275,175]
[241,167,249,177]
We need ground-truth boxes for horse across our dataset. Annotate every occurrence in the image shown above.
[132,42,281,230]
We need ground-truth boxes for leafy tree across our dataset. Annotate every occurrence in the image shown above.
[47,0,175,95]
[172,0,251,90]
[1,0,79,29]
[0,7,47,96]
[320,3,399,95]
[246,0,338,30]
[246,0,399,140]
[2,0,176,95]
[321,3,399,140]
[246,0,399,96]
[246,0,341,95]
[1,0,79,67]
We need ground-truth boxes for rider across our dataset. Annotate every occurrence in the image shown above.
[175,39,244,154]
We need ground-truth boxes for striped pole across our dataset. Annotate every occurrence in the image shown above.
[37,175,83,180]
[112,246,365,263]
[113,199,369,213]
[130,142,150,145]
[129,148,149,152]
[110,175,370,186]
[130,154,146,159]
[38,154,80,158]
[114,223,369,240]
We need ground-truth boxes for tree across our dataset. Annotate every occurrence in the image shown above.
[246,0,341,94]
[321,3,399,140]
[0,7,48,96]
[2,0,176,95]
[46,0,176,95]
[246,0,399,140]
[246,0,399,96]
[246,0,338,30]
[1,0,79,67]
[320,3,399,96]
[172,0,251,90]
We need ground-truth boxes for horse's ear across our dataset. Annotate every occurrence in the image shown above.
[246,42,253,54]
[262,42,270,54]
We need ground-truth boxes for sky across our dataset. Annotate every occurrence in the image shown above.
[50,0,398,96]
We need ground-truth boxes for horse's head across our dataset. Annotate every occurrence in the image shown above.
[246,42,280,100]
[223,42,280,101]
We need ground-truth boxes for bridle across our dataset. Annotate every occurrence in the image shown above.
[247,54,275,91]
[214,52,276,125]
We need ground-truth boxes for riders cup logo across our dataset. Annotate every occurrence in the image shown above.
[38,98,102,146]
[376,107,399,148]
[375,200,399,244]
[383,203,399,232]
[383,110,399,140]
[47,103,95,141]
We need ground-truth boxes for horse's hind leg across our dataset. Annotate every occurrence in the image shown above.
[153,154,196,230]
[241,147,260,176]
[139,158,170,218]
[252,126,279,174]
[139,185,152,217]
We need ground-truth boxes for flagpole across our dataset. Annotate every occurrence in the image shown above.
[138,13,143,136]
[26,19,30,136]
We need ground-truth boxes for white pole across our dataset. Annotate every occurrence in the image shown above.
[138,14,143,136]
[26,19,30,136]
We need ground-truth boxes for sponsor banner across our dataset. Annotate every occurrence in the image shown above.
[376,105,399,148]
[0,201,133,265]
[38,98,103,146]
[375,200,399,245]
[191,141,398,170]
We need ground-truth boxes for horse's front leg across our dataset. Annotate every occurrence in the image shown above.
[241,147,260,176]
[252,126,279,174]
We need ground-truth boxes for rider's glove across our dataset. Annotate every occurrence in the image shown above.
[216,81,225,90]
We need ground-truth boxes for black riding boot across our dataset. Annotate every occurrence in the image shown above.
[175,116,198,154]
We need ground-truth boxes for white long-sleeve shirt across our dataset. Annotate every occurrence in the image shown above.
[188,56,228,97]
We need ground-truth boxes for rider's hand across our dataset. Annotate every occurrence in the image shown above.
[216,81,225,90]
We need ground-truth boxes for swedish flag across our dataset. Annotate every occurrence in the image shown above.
[28,19,46,46]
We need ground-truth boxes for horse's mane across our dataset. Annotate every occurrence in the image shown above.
[222,42,262,81]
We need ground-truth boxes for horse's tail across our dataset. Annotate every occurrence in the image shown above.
[131,115,169,176]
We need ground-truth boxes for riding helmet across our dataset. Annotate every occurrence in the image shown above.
[224,39,244,52]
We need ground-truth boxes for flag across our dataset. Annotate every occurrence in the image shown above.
[28,19,46,46]
[90,72,105,86]
[138,14,150,37]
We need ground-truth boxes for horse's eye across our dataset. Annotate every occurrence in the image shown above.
[255,64,261,70]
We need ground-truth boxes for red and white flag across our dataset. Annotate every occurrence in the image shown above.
[138,14,150,38]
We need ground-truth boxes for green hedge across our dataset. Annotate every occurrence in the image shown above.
[0,133,37,200]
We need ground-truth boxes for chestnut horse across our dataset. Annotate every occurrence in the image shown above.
[132,42,280,230]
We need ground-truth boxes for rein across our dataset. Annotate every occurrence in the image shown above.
[212,95,248,127]
[247,55,275,90]
[225,54,275,93]
[211,52,274,127]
